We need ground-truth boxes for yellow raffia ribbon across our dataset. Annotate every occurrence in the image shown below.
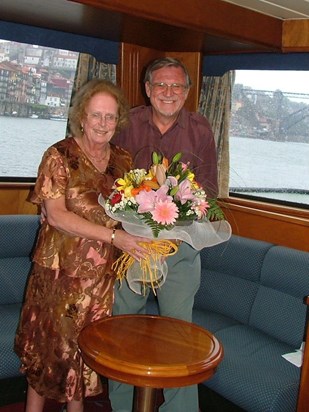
[112,239,178,295]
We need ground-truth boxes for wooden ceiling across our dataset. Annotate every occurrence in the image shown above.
[0,0,307,54]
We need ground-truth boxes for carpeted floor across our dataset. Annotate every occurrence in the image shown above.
[0,378,163,412]
[0,377,244,412]
[0,395,112,412]
[0,382,112,412]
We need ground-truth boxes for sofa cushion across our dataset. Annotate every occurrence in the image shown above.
[250,246,309,347]
[0,257,32,304]
[0,215,39,258]
[195,236,273,325]
[199,235,273,282]
[193,309,239,332]
[0,304,23,379]
[205,324,301,412]
[0,215,39,305]
[195,269,261,325]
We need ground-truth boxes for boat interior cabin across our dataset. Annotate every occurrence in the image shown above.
[0,0,308,411]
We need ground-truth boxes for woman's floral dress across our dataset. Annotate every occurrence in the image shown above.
[14,137,132,402]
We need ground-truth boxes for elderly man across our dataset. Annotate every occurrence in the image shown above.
[110,57,218,412]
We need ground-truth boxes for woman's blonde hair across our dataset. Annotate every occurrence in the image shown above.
[68,79,129,137]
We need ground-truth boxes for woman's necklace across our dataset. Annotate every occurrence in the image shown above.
[82,141,110,163]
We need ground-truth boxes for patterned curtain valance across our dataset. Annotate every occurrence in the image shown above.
[72,54,117,93]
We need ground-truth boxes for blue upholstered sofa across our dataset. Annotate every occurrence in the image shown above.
[192,236,309,412]
[0,215,308,412]
[148,235,309,412]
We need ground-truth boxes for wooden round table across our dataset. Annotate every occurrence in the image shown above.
[78,314,223,412]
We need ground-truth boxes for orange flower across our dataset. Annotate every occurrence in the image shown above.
[143,178,160,190]
[162,156,169,169]
[131,184,152,196]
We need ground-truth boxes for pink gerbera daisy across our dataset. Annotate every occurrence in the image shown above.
[151,200,179,225]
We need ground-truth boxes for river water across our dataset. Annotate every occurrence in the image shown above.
[1,116,308,204]
[0,116,68,177]
[230,136,309,189]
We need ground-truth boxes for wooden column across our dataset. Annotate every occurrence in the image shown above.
[117,43,163,107]
[167,51,202,111]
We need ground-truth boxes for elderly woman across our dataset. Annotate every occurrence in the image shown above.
[14,79,150,412]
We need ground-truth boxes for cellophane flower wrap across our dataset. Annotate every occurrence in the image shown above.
[100,152,231,295]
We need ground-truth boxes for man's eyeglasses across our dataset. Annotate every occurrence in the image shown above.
[87,112,118,125]
[150,82,188,95]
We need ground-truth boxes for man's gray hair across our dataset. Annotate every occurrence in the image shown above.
[144,57,192,87]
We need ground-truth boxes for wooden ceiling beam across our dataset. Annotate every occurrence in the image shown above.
[71,0,283,51]
[0,0,287,54]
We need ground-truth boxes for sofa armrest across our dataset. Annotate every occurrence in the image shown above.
[297,295,309,412]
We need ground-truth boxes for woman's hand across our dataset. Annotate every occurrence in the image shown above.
[43,198,151,259]
[112,229,152,261]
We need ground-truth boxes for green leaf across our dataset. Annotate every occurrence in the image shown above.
[152,152,159,165]
[206,199,225,221]
[172,152,182,163]
[139,212,176,237]
[170,186,179,196]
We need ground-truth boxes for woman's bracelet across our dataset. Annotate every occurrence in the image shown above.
[110,228,116,245]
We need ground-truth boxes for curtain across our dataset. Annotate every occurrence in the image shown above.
[198,71,235,198]
[72,53,117,95]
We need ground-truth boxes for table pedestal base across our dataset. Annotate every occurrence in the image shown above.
[133,387,157,412]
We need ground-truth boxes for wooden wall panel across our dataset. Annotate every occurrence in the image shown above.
[222,201,309,252]
[118,43,164,107]
[282,20,309,52]
[0,187,38,215]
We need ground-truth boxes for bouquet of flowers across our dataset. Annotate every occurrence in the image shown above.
[100,152,231,295]
[104,152,225,237]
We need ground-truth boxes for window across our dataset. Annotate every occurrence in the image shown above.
[230,70,309,208]
[0,40,79,181]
